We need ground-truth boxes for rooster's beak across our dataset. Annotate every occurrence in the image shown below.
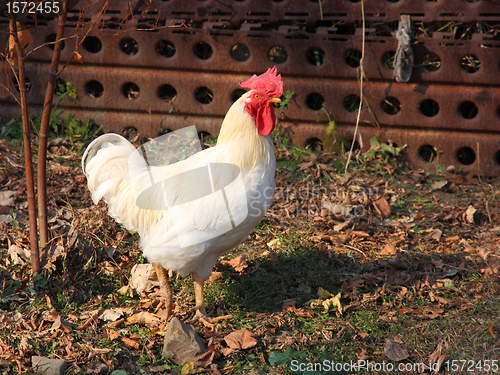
[268,97,281,104]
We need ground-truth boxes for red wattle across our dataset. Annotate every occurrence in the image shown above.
[256,104,276,136]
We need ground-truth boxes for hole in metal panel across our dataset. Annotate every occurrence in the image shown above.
[55,78,67,96]
[193,42,213,60]
[120,37,139,55]
[347,0,361,3]
[418,144,437,162]
[46,34,65,50]
[457,146,476,165]
[269,45,288,64]
[85,80,103,98]
[420,99,440,117]
[122,127,138,140]
[382,51,395,70]
[381,97,401,115]
[461,54,480,73]
[458,101,478,119]
[343,94,361,113]
[123,82,140,100]
[231,88,246,103]
[345,49,362,67]
[195,86,214,104]
[157,40,176,58]
[198,131,212,142]
[230,43,250,62]
[386,0,400,3]
[14,77,31,93]
[306,47,326,66]
[158,84,177,102]
[84,36,102,53]
[306,93,325,110]
[247,12,271,16]
[495,150,500,166]
[305,137,323,151]
[346,139,361,151]
[423,53,441,71]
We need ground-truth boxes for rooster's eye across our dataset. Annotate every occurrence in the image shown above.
[254,94,260,99]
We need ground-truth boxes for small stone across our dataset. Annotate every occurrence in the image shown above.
[162,317,206,365]
[32,356,67,375]
[86,362,108,374]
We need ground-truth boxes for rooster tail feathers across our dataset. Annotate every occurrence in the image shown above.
[82,134,147,231]
[82,134,135,174]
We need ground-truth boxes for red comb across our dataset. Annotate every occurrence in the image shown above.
[239,66,283,98]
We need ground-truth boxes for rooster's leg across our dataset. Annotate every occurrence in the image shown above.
[192,272,208,320]
[153,264,173,318]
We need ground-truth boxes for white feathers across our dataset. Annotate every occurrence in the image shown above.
[82,93,276,280]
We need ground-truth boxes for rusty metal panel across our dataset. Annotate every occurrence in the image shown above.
[0,0,499,176]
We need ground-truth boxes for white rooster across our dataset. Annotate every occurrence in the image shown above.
[82,67,283,319]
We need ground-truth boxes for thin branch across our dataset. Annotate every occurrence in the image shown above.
[37,0,70,248]
[57,0,110,75]
[9,16,40,275]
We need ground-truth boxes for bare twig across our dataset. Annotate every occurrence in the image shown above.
[37,0,70,248]
[57,0,110,75]
[9,16,40,274]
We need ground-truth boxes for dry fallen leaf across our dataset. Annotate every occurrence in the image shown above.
[465,205,477,224]
[98,308,124,323]
[293,308,314,318]
[307,287,342,314]
[0,191,16,207]
[281,299,296,312]
[430,229,442,242]
[224,329,257,350]
[384,338,409,361]
[333,221,351,232]
[356,348,370,360]
[398,306,417,315]
[445,235,460,242]
[487,325,498,339]
[125,311,160,326]
[430,180,447,191]
[228,255,248,272]
[348,278,364,288]
[299,161,314,171]
[380,243,397,256]
[120,336,140,349]
[51,316,72,333]
[129,264,158,293]
[422,305,444,319]
[208,271,222,282]
[266,238,280,249]
[8,244,30,265]
[373,196,391,217]
[428,340,449,374]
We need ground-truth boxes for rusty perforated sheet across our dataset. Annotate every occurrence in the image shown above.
[0,0,499,175]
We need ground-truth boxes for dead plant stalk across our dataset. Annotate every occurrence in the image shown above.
[345,0,365,173]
